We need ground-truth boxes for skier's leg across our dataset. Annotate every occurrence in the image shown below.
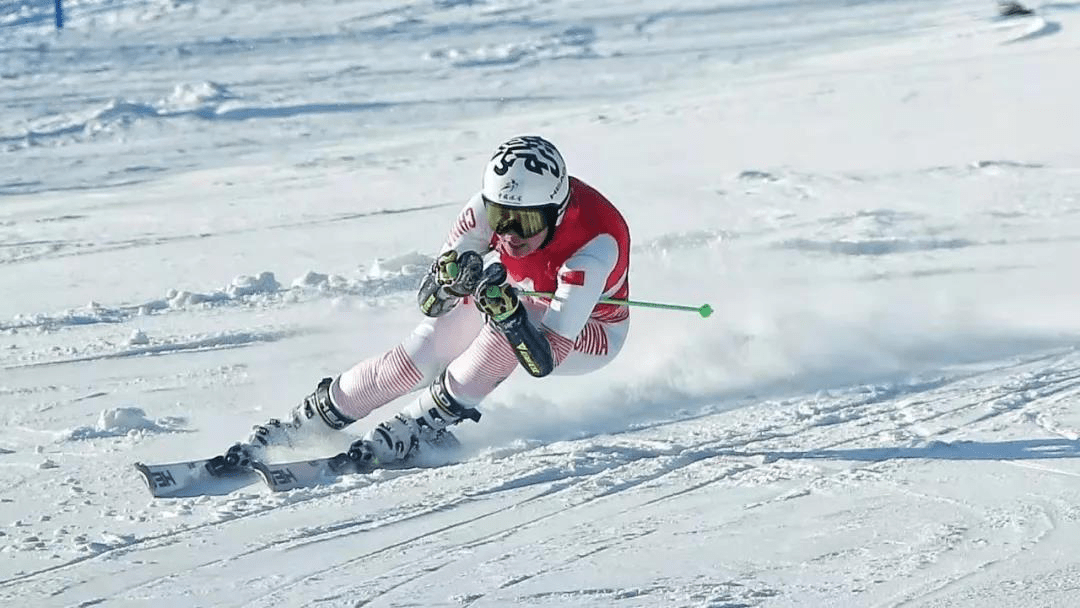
[224,376,355,468]
[443,321,523,403]
[228,303,485,464]
[348,307,628,465]
[350,322,519,463]
[346,368,483,465]
[331,301,486,420]
[509,298,629,376]
[550,317,629,376]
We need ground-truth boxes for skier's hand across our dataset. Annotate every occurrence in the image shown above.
[476,282,520,323]
[472,263,552,376]
[433,250,484,297]
[419,251,482,317]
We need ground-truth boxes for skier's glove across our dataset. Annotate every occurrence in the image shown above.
[473,264,554,377]
[472,262,518,324]
[418,250,483,317]
[434,250,484,297]
[475,282,520,324]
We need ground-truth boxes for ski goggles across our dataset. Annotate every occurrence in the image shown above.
[483,197,553,239]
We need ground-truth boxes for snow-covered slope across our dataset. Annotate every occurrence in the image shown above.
[3,0,1080,606]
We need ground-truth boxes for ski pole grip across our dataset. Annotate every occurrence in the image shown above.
[474,262,508,296]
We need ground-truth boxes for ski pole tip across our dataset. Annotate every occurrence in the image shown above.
[699,304,713,318]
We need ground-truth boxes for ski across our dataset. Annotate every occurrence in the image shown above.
[135,431,463,497]
[251,458,332,493]
[136,453,395,496]
[252,435,464,492]
[134,458,260,498]
[251,453,384,492]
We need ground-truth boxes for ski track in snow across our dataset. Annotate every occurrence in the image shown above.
[6,348,1080,605]
[0,202,454,267]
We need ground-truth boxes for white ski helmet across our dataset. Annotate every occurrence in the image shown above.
[481,136,570,238]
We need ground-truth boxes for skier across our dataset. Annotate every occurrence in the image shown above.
[224,135,631,469]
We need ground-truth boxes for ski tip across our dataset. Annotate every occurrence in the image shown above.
[133,462,156,493]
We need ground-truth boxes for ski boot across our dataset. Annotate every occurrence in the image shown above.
[209,377,356,475]
[344,370,480,470]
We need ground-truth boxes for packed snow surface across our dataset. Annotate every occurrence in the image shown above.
[3,0,1080,606]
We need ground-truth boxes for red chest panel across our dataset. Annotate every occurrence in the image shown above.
[492,178,630,319]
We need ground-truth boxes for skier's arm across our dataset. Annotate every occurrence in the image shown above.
[537,234,620,364]
[473,264,556,378]
[417,250,484,317]
[441,193,493,255]
[475,235,620,377]
[418,194,494,317]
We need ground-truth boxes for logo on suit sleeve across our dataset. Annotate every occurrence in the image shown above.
[560,270,586,286]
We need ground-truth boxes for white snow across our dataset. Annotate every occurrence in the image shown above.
[3,0,1080,606]
[61,407,187,441]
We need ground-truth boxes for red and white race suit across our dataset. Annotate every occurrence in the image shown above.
[331,177,631,418]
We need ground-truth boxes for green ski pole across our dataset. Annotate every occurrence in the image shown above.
[520,291,713,318]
